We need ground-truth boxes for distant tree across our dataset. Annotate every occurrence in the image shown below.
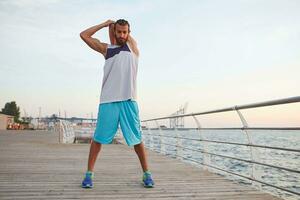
[1,101,20,122]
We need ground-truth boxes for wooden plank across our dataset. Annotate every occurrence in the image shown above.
[0,130,282,200]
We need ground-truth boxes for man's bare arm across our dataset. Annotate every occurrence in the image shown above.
[127,35,139,57]
[80,20,114,57]
[109,24,116,45]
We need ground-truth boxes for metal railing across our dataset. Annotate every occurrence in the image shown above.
[54,120,75,144]
[141,96,300,197]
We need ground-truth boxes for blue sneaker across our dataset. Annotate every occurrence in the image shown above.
[81,171,93,188]
[143,171,154,188]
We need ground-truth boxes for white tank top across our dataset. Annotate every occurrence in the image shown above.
[99,43,138,104]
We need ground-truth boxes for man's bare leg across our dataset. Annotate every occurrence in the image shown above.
[134,142,149,172]
[82,140,101,188]
[134,142,154,187]
[87,140,102,172]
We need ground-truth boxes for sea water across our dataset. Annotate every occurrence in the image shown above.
[142,129,300,200]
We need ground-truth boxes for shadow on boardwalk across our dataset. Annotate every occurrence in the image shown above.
[0,130,282,200]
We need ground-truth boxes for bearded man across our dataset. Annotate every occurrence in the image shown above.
[79,19,154,188]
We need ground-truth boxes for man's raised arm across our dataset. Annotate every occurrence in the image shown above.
[80,20,114,57]
[109,24,116,45]
[127,35,139,57]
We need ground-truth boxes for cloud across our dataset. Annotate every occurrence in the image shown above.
[0,0,60,8]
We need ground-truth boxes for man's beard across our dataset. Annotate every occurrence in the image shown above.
[115,36,128,46]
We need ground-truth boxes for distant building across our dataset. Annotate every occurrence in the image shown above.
[0,113,14,130]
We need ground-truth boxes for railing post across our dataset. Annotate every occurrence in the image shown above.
[144,122,148,147]
[62,120,67,143]
[175,125,182,160]
[154,120,165,154]
[145,122,154,150]
[192,115,211,170]
[58,120,62,144]
[234,106,261,190]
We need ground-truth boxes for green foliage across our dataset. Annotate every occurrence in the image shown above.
[1,101,20,122]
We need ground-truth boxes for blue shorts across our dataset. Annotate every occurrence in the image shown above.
[93,100,142,146]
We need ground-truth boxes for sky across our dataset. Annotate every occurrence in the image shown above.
[0,0,299,127]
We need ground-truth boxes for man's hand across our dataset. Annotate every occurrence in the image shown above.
[104,19,115,27]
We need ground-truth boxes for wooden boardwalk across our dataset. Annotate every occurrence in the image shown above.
[0,130,282,200]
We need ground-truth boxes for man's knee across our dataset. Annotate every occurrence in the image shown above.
[134,142,143,148]
[91,140,102,148]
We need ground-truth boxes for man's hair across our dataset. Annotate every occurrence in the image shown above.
[114,19,130,32]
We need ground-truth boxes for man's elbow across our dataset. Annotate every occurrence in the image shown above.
[80,32,86,40]
[80,32,91,41]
